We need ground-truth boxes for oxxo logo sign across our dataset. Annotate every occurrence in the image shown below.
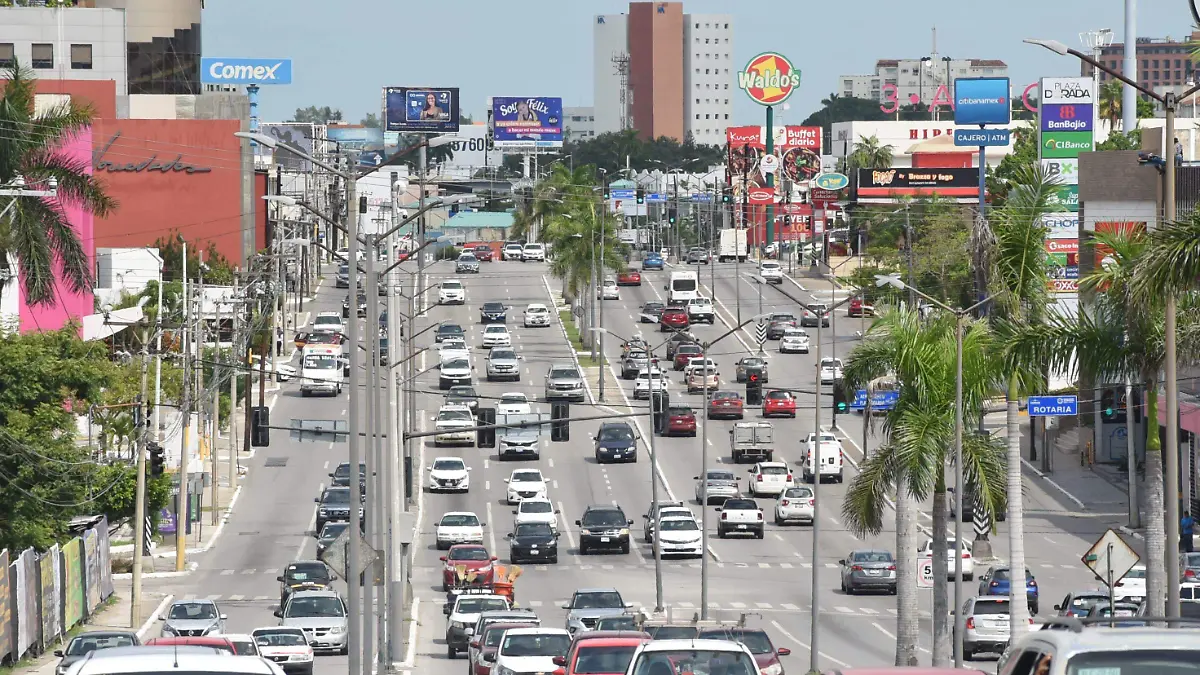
[200,57,293,85]
[1041,158,1079,181]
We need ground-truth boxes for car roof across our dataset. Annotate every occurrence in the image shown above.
[503,627,569,636]
[573,633,652,644]
[71,649,275,674]
[289,589,340,598]
[638,639,750,653]
[440,510,478,518]
[583,505,625,513]
[574,587,622,594]
[1012,624,1200,656]
[756,462,788,468]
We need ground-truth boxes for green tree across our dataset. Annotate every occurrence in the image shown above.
[1096,129,1143,151]
[360,113,381,128]
[543,201,627,302]
[550,130,725,176]
[0,60,117,306]
[848,134,895,172]
[841,308,1007,666]
[291,106,343,124]
[152,232,236,285]
[987,122,1038,205]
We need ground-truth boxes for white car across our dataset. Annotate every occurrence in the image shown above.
[490,628,571,675]
[505,469,548,505]
[439,280,466,305]
[819,357,844,384]
[439,338,470,363]
[748,461,793,496]
[759,261,783,284]
[779,327,810,354]
[687,297,715,324]
[633,368,669,400]
[513,498,558,532]
[503,243,525,260]
[774,485,815,525]
[1113,564,1147,602]
[250,627,312,668]
[438,357,473,390]
[249,355,297,382]
[434,511,484,549]
[433,406,475,447]
[918,537,975,580]
[312,311,344,335]
[599,279,619,300]
[522,243,546,261]
[523,303,552,327]
[647,507,696,543]
[481,325,512,349]
[655,515,703,557]
[428,455,471,491]
[497,392,533,416]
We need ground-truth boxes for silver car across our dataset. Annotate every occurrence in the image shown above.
[486,348,521,382]
[544,362,585,402]
[455,254,480,274]
[160,600,227,637]
[838,549,897,594]
[621,349,649,380]
[275,590,348,654]
[562,588,633,634]
[694,469,740,505]
[956,596,1012,660]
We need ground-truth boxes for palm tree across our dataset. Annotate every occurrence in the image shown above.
[544,201,626,300]
[849,135,895,172]
[1100,80,1123,131]
[0,60,116,306]
[842,308,1007,667]
[989,163,1060,639]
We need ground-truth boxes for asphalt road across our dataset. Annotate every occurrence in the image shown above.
[142,255,1124,674]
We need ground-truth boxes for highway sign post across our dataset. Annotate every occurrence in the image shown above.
[1027,395,1078,416]
[321,527,379,581]
[918,558,934,588]
[755,322,768,346]
[1083,528,1140,624]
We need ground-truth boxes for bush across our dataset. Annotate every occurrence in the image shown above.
[435,246,461,261]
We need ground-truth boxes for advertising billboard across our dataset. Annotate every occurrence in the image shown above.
[1041,131,1094,158]
[200,58,292,85]
[1041,103,1093,132]
[1041,213,1079,239]
[384,87,460,133]
[856,167,981,198]
[259,123,314,171]
[726,125,822,200]
[491,97,563,148]
[1038,76,1091,299]
[953,77,1011,126]
[736,53,801,106]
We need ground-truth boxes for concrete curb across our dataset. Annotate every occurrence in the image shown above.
[1019,457,1087,510]
[1119,525,1145,541]
[137,594,174,640]
[398,596,420,668]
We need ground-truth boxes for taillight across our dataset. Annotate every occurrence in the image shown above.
[965,617,975,630]
[721,512,727,520]
[1028,618,1034,625]
[887,564,896,571]
[808,499,815,506]
[1029,580,1037,587]
[1188,569,1196,579]
[756,475,764,482]
[786,474,793,482]
[851,565,863,571]
[781,500,790,506]
[963,552,971,559]
[756,512,763,520]
[990,581,999,588]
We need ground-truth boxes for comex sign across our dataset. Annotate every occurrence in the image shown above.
[200,57,292,85]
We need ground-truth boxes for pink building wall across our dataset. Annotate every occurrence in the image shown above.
[19,129,96,334]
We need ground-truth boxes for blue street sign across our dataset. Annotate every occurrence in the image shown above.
[850,389,899,412]
[1027,395,1078,417]
[646,193,667,203]
[691,193,713,202]
[610,189,635,199]
[954,128,1011,147]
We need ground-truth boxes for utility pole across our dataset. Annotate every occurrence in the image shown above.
[195,265,207,532]
[345,154,364,675]
[130,320,151,627]
[176,241,190,572]
[808,318,823,675]
[153,263,164,441]
[597,203,606,402]
[386,172,408,669]
[211,295,221,526]
[230,277,240,491]
[649,361,664,613]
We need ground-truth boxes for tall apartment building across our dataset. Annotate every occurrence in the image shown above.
[838,57,1008,104]
[1081,32,1198,89]
[564,106,596,142]
[592,2,731,144]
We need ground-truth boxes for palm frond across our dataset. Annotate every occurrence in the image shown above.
[841,443,900,537]
[1134,211,1200,297]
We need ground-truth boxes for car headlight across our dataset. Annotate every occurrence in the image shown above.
[619,529,630,536]
[291,653,314,662]
[161,626,178,636]
[499,667,516,675]
[330,626,346,634]
[581,529,593,536]
[204,624,220,635]
[761,664,782,675]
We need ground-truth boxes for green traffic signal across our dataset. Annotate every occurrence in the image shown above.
[836,402,848,412]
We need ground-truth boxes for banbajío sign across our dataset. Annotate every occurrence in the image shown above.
[737,52,800,106]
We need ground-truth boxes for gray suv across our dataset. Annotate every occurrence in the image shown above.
[486,348,521,382]
[620,349,649,380]
[562,588,633,634]
[544,362,585,402]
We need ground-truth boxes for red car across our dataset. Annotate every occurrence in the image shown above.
[673,344,704,370]
[763,390,797,418]
[847,296,874,318]
[440,544,497,591]
[617,271,642,286]
[659,308,690,332]
[555,633,651,675]
[473,245,494,262]
[708,391,744,420]
[144,637,236,654]
[666,406,697,437]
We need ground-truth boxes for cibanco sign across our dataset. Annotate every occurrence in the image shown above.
[200,57,293,85]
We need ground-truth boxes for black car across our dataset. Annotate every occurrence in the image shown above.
[640,302,666,323]
[507,522,559,564]
[766,313,798,339]
[445,385,480,410]
[342,293,367,318]
[316,522,346,557]
[277,560,333,605]
[436,323,465,343]
[328,462,366,489]
[594,422,637,463]
[480,302,508,324]
[576,505,633,554]
[314,486,362,532]
[55,631,140,672]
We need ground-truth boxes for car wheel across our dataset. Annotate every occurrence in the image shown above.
[1031,602,1039,615]
[442,581,449,592]
[551,555,559,564]
[717,527,726,539]
[889,585,897,595]
[845,583,856,595]
[962,648,973,662]
[580,544,589,555]
[775,514,784,526]
[621,542,630,554]
[755,528,764,539]
[447,647,456,659]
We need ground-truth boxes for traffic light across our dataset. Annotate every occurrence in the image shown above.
[148,442,165,477]
[833,381,850,416]
[1100,388,1119,422]
[551,402,569,442]
[251,405,270,447]
[721,192,732,204]
[668,208,677,225]
[636,187,645,204]
[477,406,496,448]
[603,186,611,199]
[746,368,763,406]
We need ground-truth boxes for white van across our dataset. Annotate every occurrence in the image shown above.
[667,270,699,304]
[802,437,844,483]
[300,345,344,397]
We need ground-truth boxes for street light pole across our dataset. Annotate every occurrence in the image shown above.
[649,358,664,612]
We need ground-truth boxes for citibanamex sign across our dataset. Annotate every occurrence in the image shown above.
[737,52,800,106]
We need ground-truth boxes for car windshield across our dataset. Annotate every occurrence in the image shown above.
[669,406,693,416]
[521,501,553,514]
[516,523,553,537]
[66,634,137,655]
[660,519,698,532]
[286,596,344,618]
[761,262,780,270]
[596,616,639,631]
[551,368,580,379]
[439,410,473,422]
[573,592,624,609]
[439,325,463,334]
[527,306,547,314]
[254,631,307,647]
[1071,595,1107,608]
[742,359,765,367]
[333,463,364,479]
[315,316,340,326]
[285,563,330,581]
[303,354,338,369]
[434,459,466,471]
[440,514,479,527]
[821,359,841,367]
[319,523,347,539]
[583,510,627,527]
[500,394,527,404]
[492,350,518,361]
[502,633,571,657]
[630,649,758,675]
[783,487,812,499]
[443,282,462,289]
[456,598,509,614]
[1125,567,1147,579]
[712,392,739,401]
[574,646,640,674]
[599,426,634,442]
[444,359,469,371]
[971,600,1010,615]
[483,303,504,311]
[760,466,788,476]
[1065,649,1200,675]
[766,391,792,400]
[512,471,542,483]
[991,568,1032,581]
[723,500,756,510]
[708,472,735,481]
[851,552,894,563]
[698,630,772,654]
[485,326,507,334]
[458,255,476,262]
[323,488,351,504]
[449,387,476,397]
[449,547,490,561]
[627,351,648,360]
[644,303,664,311]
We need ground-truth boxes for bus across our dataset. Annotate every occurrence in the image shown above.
[668,270,699,304]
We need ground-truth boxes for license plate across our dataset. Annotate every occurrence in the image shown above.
[530,545,538,549]
[600,537,611,542]
[737,524,747,529]
[867,570,880,575]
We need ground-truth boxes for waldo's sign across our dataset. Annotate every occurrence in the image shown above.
[737,52,800,106]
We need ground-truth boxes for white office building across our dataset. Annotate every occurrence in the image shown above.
[682,13,732,144]
[0,6,129,95]
[837,57,1008,105]
[592,13,629,136]
[565,106,596,142]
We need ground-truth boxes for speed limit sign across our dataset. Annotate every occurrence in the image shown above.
[918,559,934,589]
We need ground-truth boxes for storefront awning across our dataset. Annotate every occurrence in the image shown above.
[82,306,145,341]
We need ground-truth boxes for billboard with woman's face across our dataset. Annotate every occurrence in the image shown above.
[384,87,461,133]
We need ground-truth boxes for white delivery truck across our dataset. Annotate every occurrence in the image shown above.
[667,270,700,304]
[718,229,749,263]
[300,345,344,397]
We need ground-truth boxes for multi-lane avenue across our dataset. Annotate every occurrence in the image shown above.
[141,253,1131,674]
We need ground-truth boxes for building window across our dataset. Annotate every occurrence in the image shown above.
[70,44,93,70]
[1154,71,1160,79]
[705,38,710,44]
[724,23,729,28]
[696,114,700,120]
[706,114,710,119]
[706,69,710,74]
[724,114,729,119]
[695,23,699,28]
[696,68,700,74]
[1154,59,1160,68]
[31,43,53,69]
[1178,59,1184,68]
[0,43,13,69]
[724,84,729,89]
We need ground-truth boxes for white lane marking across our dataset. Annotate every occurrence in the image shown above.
[557,501,577,551]
[872,622,931,655]
[298,481,322,559]
[729,602,747,609]
[756,602,772,609]
[706,545,722,562]
[834,606,854,613]
[781,603,799,610]
[552,480,559,489]
[548,458,555,468]
[779,562,793,569]
[323,460,329,470]
[861,607,879,615]
[770,619,850,668]
[486,492,497,553]
[485,480,491,491]
[221,569,235,576]
[1044,535,1057,544]
[484,458,490,470]
[774,534,785,542]
[228,594,245,601]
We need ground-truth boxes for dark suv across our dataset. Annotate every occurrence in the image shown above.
[480,302,508,323]
[576,505,634,554]
[328,462,366,489]
[314,486,363,532]
[593,422,637,464]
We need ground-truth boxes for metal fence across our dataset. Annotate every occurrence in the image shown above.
[0,517,114,664]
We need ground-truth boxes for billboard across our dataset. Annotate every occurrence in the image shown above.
[953,77,1011,126]
[491,97,563,148]
[259,123,314,172]
[384,87,460,133]
[737,52,801,106]
[726,125,822,200]
[1038,77,1091,300]
[200,58,292,85]
[327,126,386,166]
[856,167,981,198]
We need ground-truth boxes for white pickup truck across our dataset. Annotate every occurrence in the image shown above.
[715,497,764,539]
[687,297,716,324]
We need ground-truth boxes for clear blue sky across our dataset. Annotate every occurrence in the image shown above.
[202,0,1188,128]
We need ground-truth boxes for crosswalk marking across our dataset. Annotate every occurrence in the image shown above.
[228,595,245,601]
[528,600,544,607]
[602,565,614,570]
[888,609,899,615]
[677,602,695,608]
[254,596,272,602]
[860,608,879,615]
[755,602,772,609]
[824,563,839,569]
[758,563,770,569]
[264,568,279,575]
[800,563,813,568]
[729,602,747,609]
[242,569,257,575]
[779,563,793,569]
[834,606,854,613]
[781,603,799,611]
[221,569,235,575]
[205,595,221,601]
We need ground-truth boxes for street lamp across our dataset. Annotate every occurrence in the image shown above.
[1024,35,1200,619]
[875,273,1002,668]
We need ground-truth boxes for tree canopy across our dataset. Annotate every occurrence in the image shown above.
[291,106,344,124]
[538,130,726,177]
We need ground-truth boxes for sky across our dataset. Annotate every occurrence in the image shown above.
[201,0,1188,128]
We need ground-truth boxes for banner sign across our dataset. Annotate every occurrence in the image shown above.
[1041,213,1079,239]
[1041,103,1094,132]
[726,125,822,200]
[1041,158,1079,183]
[953,77,1011,126]
[1042,131,1094,158]
[200,57,292,85]
[1039,77,1089,300]
[490,96,564,148]
[737,52,801,106]
[953,128,1011,147]
[856,167,981,198]
[851,389,900,411]
[384,87,461,133]
[1041,77,1095,104]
